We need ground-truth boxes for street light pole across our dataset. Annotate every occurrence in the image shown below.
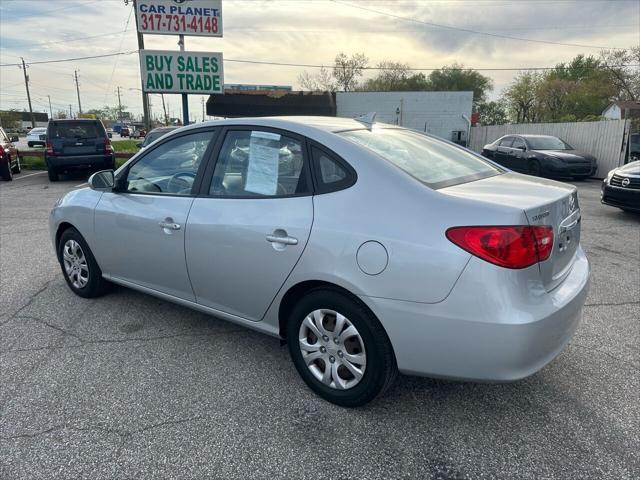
[179,35,189,126]
[132,0,151,131]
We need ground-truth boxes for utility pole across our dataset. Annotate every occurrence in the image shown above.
[47,95,53,119]
[69,104,72,119]
[161,94,168,126]
[20,58,35,129]
[178,34,189,126]
[132,0,151,131]
[74,70,82,115]
[202,97,205,122]
[116,86,123,122]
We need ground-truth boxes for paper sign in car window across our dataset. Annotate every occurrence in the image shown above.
[245,131,281,195]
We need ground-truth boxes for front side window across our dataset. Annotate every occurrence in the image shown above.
[210,130,308,197]
[126,131,214,195]
[340,128,502,189]
[511,137,526,149]
[499,136,514,147]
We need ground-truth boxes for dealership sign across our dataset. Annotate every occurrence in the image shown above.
[136,0,223,37]
[140,50,224,94]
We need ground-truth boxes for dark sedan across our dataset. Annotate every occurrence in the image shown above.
[601,160,640,212]
[482,134,597,179]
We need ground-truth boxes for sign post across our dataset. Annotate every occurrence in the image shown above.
[134,0,224,127]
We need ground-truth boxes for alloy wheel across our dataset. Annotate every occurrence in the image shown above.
[298,309,367,390]
[62,239,89,289]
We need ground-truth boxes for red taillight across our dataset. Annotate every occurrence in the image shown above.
[0,144,5,158]
[446,225,554,269]
[104,138,113,154]
[46,141,54,156]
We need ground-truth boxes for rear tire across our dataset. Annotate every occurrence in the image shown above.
[47,166,59,182]
[58,227,109,298]
[1,160,13,181]
[528,159,542,177]
[27,142,33,148]
[287,288,397,407]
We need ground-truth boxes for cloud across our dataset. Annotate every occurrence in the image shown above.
[1,0,637,116]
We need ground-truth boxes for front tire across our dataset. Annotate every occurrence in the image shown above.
[528,159,542,177]
[11,155,21,174]
[57,228,109,298]
[27,142,34,148]
[287,289,397,407]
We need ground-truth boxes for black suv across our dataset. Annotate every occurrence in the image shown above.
[45,119,115,181]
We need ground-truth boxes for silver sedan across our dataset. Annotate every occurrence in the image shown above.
[49,117,590,406]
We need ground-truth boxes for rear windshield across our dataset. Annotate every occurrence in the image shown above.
[526,136,572,150]
[340,128,502,189]
[50,122,103,139]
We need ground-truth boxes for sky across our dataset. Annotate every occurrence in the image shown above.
[1,0,639,122]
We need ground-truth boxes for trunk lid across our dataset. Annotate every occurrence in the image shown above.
[441,172,580,291]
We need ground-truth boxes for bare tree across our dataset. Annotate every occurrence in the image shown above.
[599,47,640,101]
[297,66,335,92]
[333,53,368,92]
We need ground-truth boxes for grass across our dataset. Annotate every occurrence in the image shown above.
[111,139,140,153]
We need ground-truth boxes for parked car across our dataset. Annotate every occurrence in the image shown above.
[629,133,639,162]
[26,127,47,147]
[0,126,22,181]
[106,128,113,139]
[136,126,178,149]
[132,128,147,139]
[45,119,115,182]
[601,160,640,212]
[482,134,597,179]
[49,117,590,406]
[120,126,131,138]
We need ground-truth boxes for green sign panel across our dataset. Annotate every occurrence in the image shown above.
[140,49,224,94]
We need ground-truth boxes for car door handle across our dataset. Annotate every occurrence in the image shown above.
[266,234,298,245]
[159,221,181,230]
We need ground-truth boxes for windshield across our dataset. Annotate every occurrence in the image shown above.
[51,122,102,139]
[526,136,573,150]
[340,128,502,189]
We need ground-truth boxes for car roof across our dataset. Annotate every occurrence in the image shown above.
[178,116,387,136]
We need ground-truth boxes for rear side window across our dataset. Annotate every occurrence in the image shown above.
[50,122,103,139]
[499,137,514,147]
[311,146,356,193]
[340,128,502,189]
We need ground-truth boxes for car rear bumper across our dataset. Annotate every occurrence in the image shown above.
[360,246,590,381]
[601,183,640,212]
[47,154,114,169]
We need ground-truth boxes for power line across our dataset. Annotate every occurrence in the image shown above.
[0,50,138,68]
[331,0,629,50]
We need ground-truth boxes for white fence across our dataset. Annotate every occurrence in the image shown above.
[469,120,630,178]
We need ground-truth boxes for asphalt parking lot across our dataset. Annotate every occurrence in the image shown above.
[1,172,638,479]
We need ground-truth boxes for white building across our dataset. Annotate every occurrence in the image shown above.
[602,101,640,120]
[336,91,473,145]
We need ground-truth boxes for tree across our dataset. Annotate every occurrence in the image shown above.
[476,101,508,125]
[361,61,410,91]
[333,52,368,92]
[55,110,68,119]
[599,46,640,101]
[297,66,335,92]
[425,63,493,104]
[502,72,543,123]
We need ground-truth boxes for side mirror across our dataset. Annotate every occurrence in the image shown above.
[88,170,114,190]
[10,136,19,142]
[136,142,143,148]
